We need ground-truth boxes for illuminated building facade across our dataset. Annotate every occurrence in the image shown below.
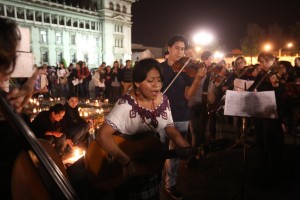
[0,0,135,67]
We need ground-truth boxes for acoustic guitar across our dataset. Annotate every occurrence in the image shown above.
[85,134,229,190]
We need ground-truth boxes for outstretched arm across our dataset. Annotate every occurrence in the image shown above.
[6,69,42,113]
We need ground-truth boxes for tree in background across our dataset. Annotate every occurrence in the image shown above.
[291,21,300,54]
[240,23,265,64]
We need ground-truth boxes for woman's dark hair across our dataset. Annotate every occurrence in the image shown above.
[76,60,83,68]
[132,58,163,90]
[49,103,65,114]
[0,17,21,75]
[279,60,293,71]
[167,35,188,48]
[234,56,246,67]
[66,92,78,100]
[257,52,277,62]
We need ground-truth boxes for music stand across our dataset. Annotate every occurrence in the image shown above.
[224,89,278,200]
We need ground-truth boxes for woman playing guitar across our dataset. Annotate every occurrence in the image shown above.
[91,58,190,199]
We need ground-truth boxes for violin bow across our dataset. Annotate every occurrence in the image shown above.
[248,58,279,91]
[163,57,193,94]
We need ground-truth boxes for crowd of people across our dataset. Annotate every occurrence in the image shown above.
[32,59,134,104]
[1,17,300,200]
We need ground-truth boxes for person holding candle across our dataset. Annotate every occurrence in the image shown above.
[31,103,72,157]
[95,58,190,199]
[63,93,90,150]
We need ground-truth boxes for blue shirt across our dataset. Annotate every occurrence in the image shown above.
[161,60,193,122]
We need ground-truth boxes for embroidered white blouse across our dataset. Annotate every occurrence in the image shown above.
[105,93,174,136]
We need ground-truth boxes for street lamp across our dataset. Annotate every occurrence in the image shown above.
[193,31,214,46]
[263,43,272,52]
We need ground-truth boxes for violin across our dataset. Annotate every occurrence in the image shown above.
[171,57,204,78]
[172,57,228,84]
[236,64,260,79]
[208,64,227,83]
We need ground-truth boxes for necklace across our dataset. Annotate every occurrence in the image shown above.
[135,93,158,128]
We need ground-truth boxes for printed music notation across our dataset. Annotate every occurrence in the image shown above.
[224,90,278,119]
[233,78,254,91]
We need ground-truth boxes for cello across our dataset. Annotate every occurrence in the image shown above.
[0,93,79,200]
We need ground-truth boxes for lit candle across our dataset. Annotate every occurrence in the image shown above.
[84,112,88,117]
[104,99,108,105]
[36,102,40,106]
[79,112,83,117]
[49,97,53,102]
[38,108,42,112]
[33,108,37,113]
[57,97,61,101]
[29,98,33,104]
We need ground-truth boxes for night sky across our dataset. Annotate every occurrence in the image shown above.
[132,0,299,51]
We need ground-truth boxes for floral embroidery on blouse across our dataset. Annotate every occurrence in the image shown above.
[105,119,121,132]
[118,94,170,128]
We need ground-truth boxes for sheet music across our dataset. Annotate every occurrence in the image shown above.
[224,90,278,119]
[233,78,254,91]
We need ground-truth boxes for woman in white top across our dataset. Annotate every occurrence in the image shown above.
[93,63,106,99]
[57,61,70,97]
[95,58,189,199]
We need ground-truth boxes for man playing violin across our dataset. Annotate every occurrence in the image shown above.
[186,50,217,167]
[159,35,206,199]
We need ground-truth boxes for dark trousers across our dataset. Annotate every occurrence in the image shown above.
[189,101,208,147]
[254,118,284,174]
[66,123,89,146]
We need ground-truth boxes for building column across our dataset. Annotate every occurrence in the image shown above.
[4,5,7,16]
[14,6,17,19]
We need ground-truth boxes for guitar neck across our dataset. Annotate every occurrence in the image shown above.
[135,139,229,162]
[163,146,202,159]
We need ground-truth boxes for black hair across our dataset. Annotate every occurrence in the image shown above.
[49,103,65,114]
[258,52,277,62]
[66,92,78,100]
[234,56,246,66]
[167,35,188,48]
[279,60,293,71]
[0,17,21,75]
[132,58,163,89]
[77,60,83,68]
